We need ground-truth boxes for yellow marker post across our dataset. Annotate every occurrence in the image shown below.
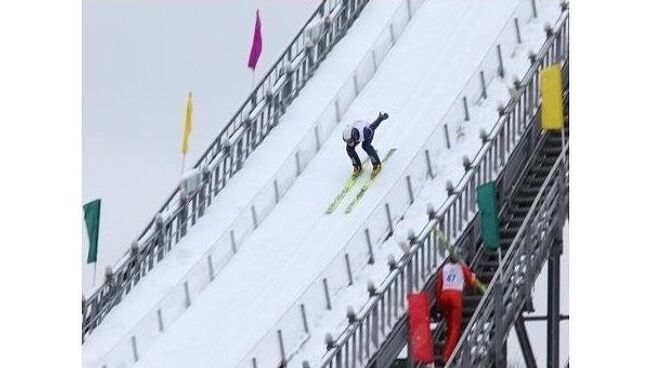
[540,64,566,163]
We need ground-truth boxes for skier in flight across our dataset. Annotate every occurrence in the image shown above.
[342,112,389,175]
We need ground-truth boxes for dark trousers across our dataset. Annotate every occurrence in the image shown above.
[346,117,384,166]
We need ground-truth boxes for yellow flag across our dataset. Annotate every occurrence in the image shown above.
[540,64,564,130]
[181,92,193,154]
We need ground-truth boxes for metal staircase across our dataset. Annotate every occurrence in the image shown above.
[434,123,569,366]
[441,113,569,368]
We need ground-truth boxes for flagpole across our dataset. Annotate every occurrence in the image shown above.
[562,126,566,167]
[92,262,97,288]
[251,69,255,91]
[180,153,186,178]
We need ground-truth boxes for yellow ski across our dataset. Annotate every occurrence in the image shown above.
[344,148,397,214]
[325,157,371,214]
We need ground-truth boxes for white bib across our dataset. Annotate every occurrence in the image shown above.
[442,264,465,291]
[352,120,370,141]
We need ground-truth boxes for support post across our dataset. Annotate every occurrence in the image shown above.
[251,205,258,229]
[497,44,505,78]
[384,203,394,236]
[314,125,321,151]
[424,149,434,179]
[335,100,341,122]
[515,315,538,368]
[443,123,451,149]
[463,96,470,121]
[480,70,487,99]
[184,281,191,308]
[531,0,538,18]
[300,304,309,333]
[372,49,378,73]
[323,278,332,310]
[494,280,505,368]
[547,239,561,368]
[230,230,237,254]
[278,329,286,364]
[365,228,375,264]
[208,255,215,281]
[157,309,164,332]
[353,74,359,96]
[515,18,523,44]
[295,151,301,176]
[406,175,414,204]
[345,253,354,286]
[131,336,139,362]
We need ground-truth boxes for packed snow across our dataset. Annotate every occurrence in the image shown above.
[83,0,566,367]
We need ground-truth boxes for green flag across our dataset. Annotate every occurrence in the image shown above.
[477,182,500,250]
[84,199,101,264]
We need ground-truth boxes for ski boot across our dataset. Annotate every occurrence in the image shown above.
[372,162,382,176]
[352,164,362,176]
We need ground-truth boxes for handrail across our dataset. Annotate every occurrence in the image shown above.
[318,8,569,367]
[83,0,373,340]
[446,143,568,367]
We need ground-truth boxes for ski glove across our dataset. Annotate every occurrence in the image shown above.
[378,112,389,120]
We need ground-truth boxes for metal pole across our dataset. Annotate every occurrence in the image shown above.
[385,203,394,236]
[314,125,321,151]
[515,315,539,368]
[323,278,332,310]
[157,309,164,332]
[300,304,309,333]
[463,96,470,121]
[365,228,375,264]
[92,262,97,287]
[295,151,301,176]
[406,176,414,204]
[251,205,258,229]
[443,124,451,149]
[531,0,538,18]
[547,239,561,368]
[274,179,280,204]
[494,280,505,368]
[425,149,434,178]
[497,44,505,78]
[208,254,215,281]
[480,70,487,99]
[515,18,523,44]
[131,336,139,362]
[278,329,286,364]
[230,230,237,254]
[184,281,191,308]
[345,253,354,285]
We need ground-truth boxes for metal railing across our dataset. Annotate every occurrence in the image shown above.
[446,144,568,368]
[82,0,374,340]
[83,1,429,367]
[317,8,569,368]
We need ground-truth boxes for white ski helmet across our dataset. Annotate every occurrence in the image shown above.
[342,125,359,142]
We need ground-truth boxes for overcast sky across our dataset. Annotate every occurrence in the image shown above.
[82,0,319,291]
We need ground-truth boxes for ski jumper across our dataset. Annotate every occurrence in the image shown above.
[345,115,386,166]
[435,263,477,362]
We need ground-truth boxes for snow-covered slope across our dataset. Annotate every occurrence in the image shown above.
[83,1,415,367]
[127,1,562,367]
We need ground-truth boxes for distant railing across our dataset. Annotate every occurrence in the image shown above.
[318,9,568,368]
[83,0,373,340]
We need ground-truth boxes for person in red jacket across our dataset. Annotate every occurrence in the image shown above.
[435,256,478,363]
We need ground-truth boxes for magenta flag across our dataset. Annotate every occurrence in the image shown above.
[247,10,263,70]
